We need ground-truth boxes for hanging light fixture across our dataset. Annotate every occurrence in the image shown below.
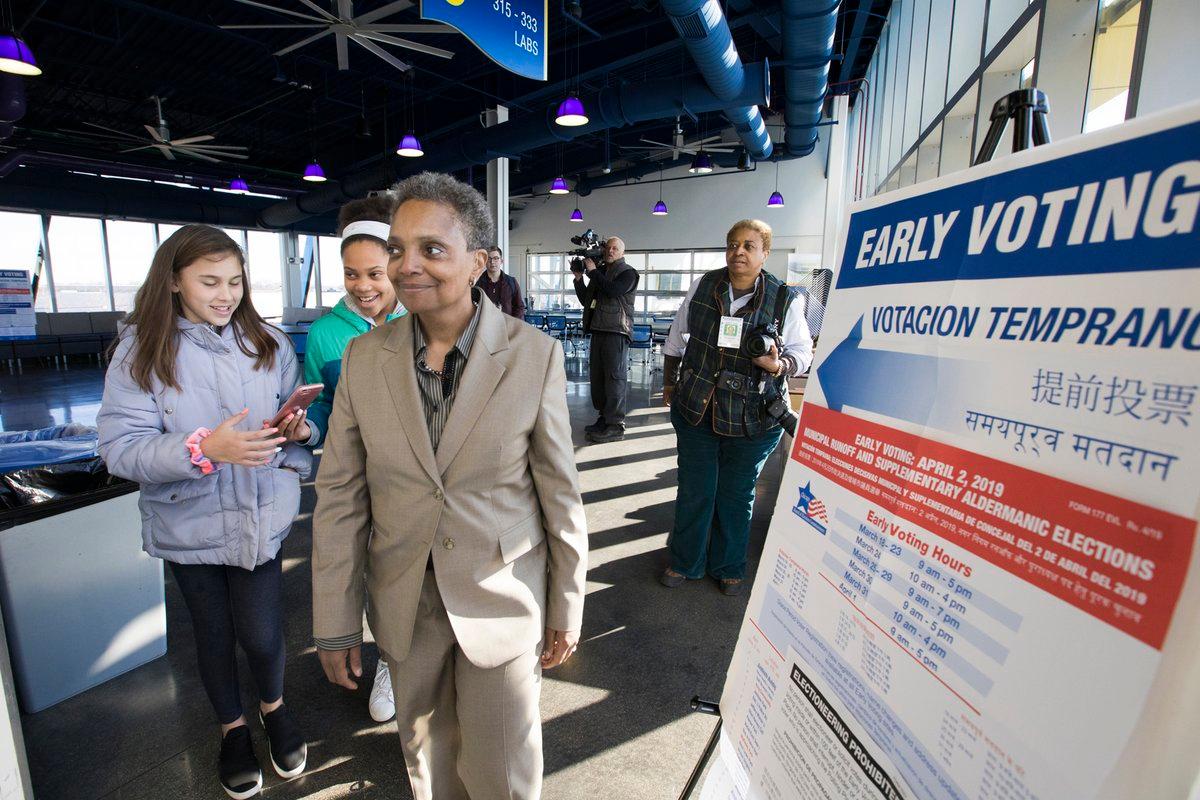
[570,206,584,222]
[550,175,570,194]
[229,176,249,193]
[394,71,423,157]
[356,85,372,138]
[555,96,588,127]
[0,33,40,77]
[737,149,751,171]
[689,149,714,174]
[767,160,784,207]
[652,166,668,215]
[303,161,326,182]
[396,132,424,157]
[555,23,587,126]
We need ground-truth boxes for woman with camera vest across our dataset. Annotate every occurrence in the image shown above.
[660,219,813,595]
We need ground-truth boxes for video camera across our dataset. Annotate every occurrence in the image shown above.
[568,228,605,273]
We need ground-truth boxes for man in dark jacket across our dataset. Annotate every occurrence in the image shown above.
[477,246,526,320]
[573,236,639,443]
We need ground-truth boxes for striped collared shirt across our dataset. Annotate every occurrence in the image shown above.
[413,291,483,452]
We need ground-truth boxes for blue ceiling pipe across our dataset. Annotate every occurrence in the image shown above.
[659,0,773,160]
[781,0,840,156]
[258,64,770,228]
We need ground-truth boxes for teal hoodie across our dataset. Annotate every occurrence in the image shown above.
[303,295,405,447]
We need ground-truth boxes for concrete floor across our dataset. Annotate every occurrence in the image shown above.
[4,352,786,799]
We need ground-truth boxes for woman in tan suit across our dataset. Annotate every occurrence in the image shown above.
[311,172,588,799]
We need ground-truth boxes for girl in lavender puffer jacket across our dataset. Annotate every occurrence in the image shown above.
[97,225,311,799]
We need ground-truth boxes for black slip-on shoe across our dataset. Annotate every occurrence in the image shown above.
[259,705,307,779]
[584,417,607,434]
[218,725,263,800]
[586,425,626,443]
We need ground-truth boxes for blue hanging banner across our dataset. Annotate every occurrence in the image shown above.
[421,0,548,82]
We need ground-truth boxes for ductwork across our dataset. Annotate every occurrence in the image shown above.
[0,74,27,142]
[781,0,840,156]
[257,64,770,228]
[660,0,772,160]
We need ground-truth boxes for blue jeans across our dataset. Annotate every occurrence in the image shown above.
[667,405,783,580]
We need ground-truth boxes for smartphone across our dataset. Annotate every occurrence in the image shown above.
[266,383,324,429]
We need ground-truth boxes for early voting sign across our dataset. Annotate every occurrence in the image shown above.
[0,270,35,341]
[703,101,1200,800]
[422,0,547,81]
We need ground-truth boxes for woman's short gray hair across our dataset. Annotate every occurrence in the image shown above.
[389,172,495,252]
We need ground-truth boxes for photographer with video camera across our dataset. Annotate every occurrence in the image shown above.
[571,234,639,443]
[659,219,813,596]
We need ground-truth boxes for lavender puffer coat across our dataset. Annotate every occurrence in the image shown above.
[98,318,312,569]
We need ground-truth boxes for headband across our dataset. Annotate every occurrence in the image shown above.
[341,220,392,243]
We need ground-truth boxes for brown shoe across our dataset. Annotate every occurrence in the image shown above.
[719,578,745,596]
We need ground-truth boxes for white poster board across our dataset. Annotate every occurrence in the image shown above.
[0,271,35,341]
[703,102,1200,800]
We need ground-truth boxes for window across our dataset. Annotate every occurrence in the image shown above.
[107,221,158,312]
[47,216,109,311]
[0,212,48,311]
[246,230,283,319]
[318,236,345,308]
[525,249,730,318]
[1084,0,1142,133]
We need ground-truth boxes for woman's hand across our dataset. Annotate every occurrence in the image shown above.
[540,628,579,669]
[751,344,782,376]
[273,409,312,443]
[200,409,287,467]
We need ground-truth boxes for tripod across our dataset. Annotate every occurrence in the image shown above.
[973,88,1051,165]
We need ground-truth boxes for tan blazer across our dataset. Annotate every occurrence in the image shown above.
[312,299,588,670]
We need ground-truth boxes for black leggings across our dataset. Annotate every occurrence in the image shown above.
[169,555,285,725]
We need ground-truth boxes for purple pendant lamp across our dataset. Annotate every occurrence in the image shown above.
[555,96,588,127]
[302,161,326,182]
[229,176,249,193]
[396,132,424,157]
[550,176,570,195]
[767,160,784,207]
[689,149,713,174]
[0,34,40,76]
[570,207,584,222]
[652,166,668,215]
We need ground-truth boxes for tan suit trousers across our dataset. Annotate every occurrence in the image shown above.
[387,569,544,800]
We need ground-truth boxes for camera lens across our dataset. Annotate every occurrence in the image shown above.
[744,335,771,359]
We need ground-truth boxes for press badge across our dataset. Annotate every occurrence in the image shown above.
[717,316,744,348]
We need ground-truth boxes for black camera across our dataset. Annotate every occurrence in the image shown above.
[742,321,781,359]
[568,228,604,273]
[741,322,799,435]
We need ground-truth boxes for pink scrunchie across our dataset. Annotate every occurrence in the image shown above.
[185,427,217,476]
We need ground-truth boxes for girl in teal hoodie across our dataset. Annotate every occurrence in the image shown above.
[304,195,405,724]
[304,195,406,448]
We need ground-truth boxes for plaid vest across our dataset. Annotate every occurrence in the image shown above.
[675,268,790,437]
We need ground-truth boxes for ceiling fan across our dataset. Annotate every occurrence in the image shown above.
[223,0,455,73]
[620,118,738,160]
[73,96,249,164]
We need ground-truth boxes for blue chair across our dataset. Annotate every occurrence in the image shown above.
[628,324,655,368]
[526,313,546,330]
[289,331,308,362]
[545,315,568,350]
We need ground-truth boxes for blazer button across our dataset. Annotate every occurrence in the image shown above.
[443,538,455,550]
[163,408,173,415]
[433,489,444,501]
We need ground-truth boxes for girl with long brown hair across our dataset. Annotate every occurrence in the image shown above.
[97,224,311,798]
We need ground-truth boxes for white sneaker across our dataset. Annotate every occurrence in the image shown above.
[368,659,396,722]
